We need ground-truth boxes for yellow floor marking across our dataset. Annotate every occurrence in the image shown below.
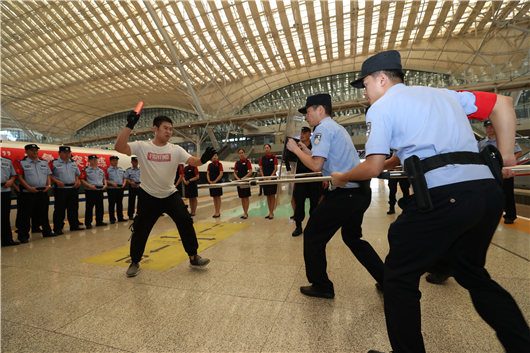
[80,222,251,271]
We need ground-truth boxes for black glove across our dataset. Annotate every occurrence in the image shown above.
[200,147,217,164]
[126,111,140,129]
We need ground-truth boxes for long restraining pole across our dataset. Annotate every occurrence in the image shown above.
[144,1,219,151]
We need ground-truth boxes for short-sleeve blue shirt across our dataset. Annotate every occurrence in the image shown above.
[311,116,362,188]
[365,84,493,189]
[124,167,141,188]
[478,136,522,154]
[1,157,17,193]
[106,165,125,189]
[17,158,52,192]
[82,166,105,187]
[51,158,80,189]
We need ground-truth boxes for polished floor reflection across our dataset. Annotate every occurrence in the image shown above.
[2,180,529,353]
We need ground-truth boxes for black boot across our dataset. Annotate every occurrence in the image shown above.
[387,205,395,215]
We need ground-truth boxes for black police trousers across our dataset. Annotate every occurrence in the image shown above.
[388,177,410,206]
[502,176,517,221]
[1,192,15,244]
[84,190,104,225]
[130,188,198,263]
[53,188,82,231]
[16,191,53,240]
[127,188,139,218]
[293,182,320,227]
[107,189,124,222]
[384,179,530,353]
[303,186,384,293]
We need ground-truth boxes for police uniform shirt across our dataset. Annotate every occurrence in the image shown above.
[15,157,52,192]
[106,165,125,189]
[50,158,80,189]
[478,136,522,154]
[1,157,17,193]
[80,166,106,187]
[311,116,361,188]
[365,84,494,189]
[124,167,141,188]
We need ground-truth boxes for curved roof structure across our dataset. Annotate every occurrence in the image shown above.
[1,0,529,141]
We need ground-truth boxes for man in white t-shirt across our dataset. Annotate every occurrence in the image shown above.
[115,113,217,277]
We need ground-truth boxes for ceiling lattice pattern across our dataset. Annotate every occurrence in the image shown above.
[1,0,529,140]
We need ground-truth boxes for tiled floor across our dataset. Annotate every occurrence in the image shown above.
[2,180,529,353]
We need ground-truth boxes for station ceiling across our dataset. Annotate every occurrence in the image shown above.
[1,1,529,140]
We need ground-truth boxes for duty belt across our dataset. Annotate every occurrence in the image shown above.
[61,183,75,187]
[420,152,485,173]
[404,146,502,213]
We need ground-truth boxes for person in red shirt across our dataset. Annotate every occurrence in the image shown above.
[207,153,223,218]
[233,148,253,219]
[259,144,278,219]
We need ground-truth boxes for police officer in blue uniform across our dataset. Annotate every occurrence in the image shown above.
[478,120,522,224]
[332,50,530,353]
[80,155,107,229]
[291,126,321,237]
[2,156,20,246]
[124,156,140,220]
[286,94,384,299]
[14,144,56,242]
[50,146,84,234]
[106,156,127,223]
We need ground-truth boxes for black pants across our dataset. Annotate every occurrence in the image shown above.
[388,178,410,206]
[384,179,530,353]
[303,187,384,293]
[16,192,53,240]
[128,188,139,218]
[53,188,82,231]
[1,192,15,244]
[130,188,198,263]
[107,189,124,222]
[293,182,320,227]
[502,177,516,221]
[85,190,104,225]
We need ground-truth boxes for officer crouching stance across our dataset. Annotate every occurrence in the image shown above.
[332,50,530,353]
[286,94,384,299]
[80,155,107,229]
[14,144,57,242]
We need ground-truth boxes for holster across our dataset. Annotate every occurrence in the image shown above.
[404,155,433,213]
[480,144,503,187]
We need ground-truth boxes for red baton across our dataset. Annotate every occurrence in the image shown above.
[134,101,144,114]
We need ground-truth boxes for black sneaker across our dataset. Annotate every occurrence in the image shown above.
[292,227,303,237]
[126,262,140,277]
[190,255,210,268]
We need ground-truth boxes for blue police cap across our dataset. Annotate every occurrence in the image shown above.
[88,154,98,160]
[298,94,332,114]
[350,50,402,88]
[59,146,71,152]
[110,156,119,160]
[131,156,138,161]
[483,120,492,127]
